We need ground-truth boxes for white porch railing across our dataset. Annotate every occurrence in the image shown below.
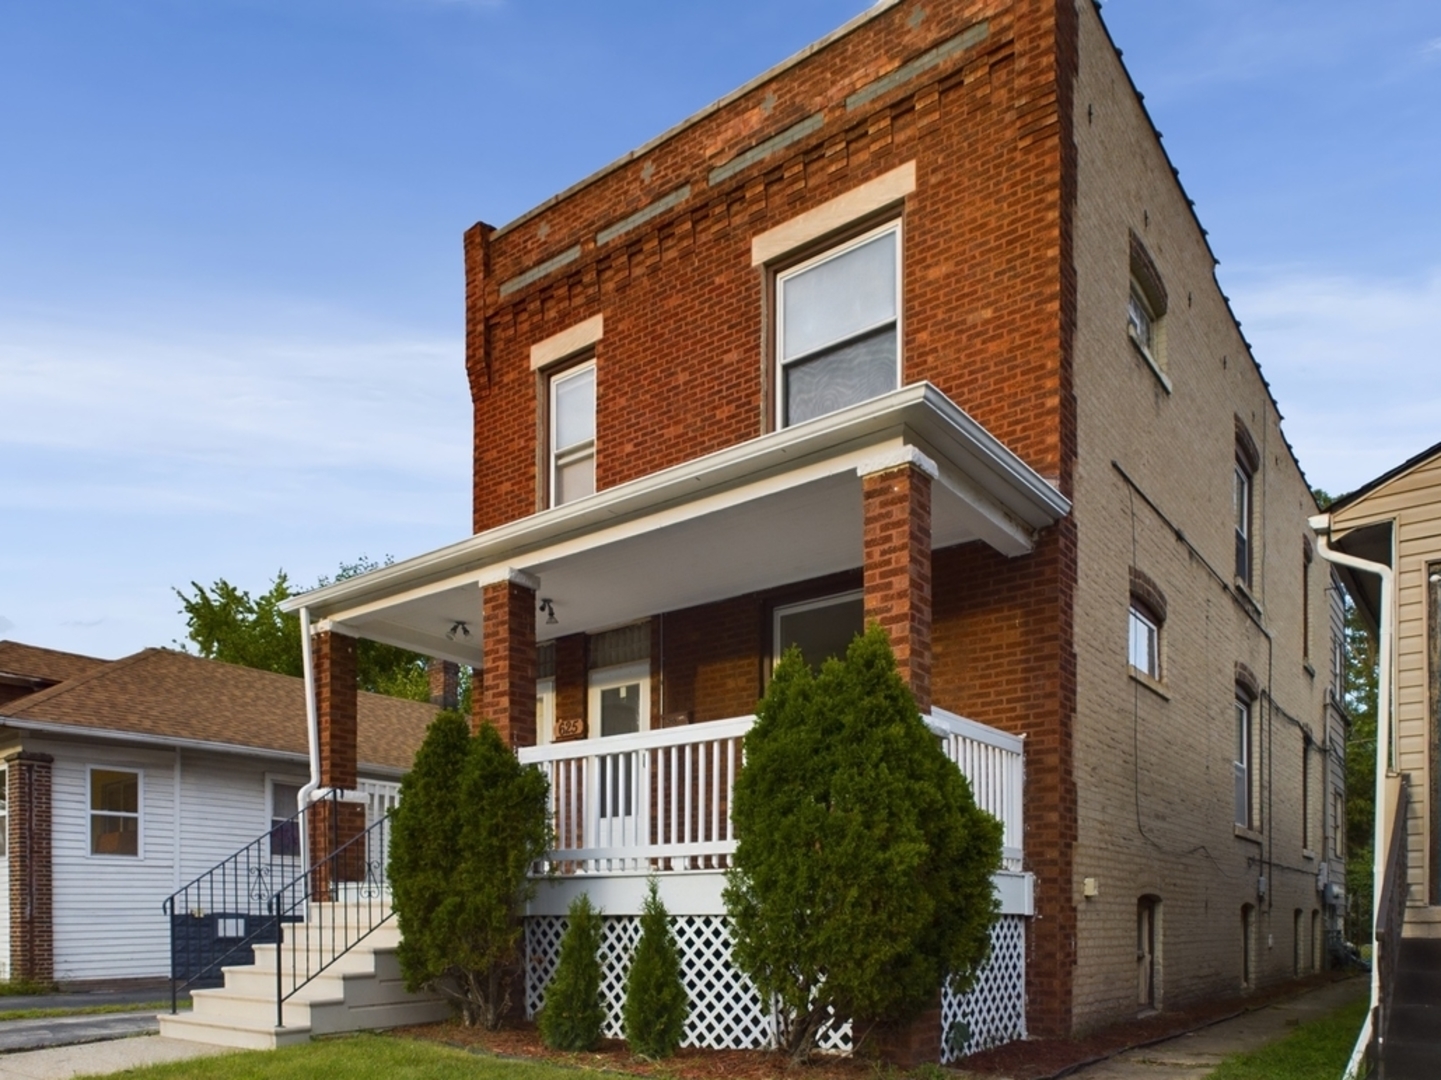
[517,710,1024,876]
[925,708,1025,872]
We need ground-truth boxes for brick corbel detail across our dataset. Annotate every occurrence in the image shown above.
[314,629,359,790]
[860,449,936,713]
[479,571,540,748]
[6,751,54,983]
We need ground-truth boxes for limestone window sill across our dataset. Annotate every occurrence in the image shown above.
[1128,667,1171,701]
[1234,825,1264,844]
[1129,336,1173,395]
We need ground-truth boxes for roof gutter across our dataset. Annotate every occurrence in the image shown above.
[1311,512,1394,1080]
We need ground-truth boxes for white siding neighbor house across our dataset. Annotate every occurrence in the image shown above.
[0,642,433,986]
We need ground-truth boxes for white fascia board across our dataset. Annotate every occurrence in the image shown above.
[283,383,1069,621]
[0,718,406,779]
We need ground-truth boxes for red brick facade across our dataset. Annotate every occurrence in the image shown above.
[459,0,1082,1041]
[315,629,358,790]
[479,575,538,747]
[7,751,54,983]
[862,460,934,713]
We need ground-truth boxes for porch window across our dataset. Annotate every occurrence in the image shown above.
[0,766,7,858]
[774,591,864,671]
[777,223,900,428]
[90,767,140,857]
[269,780,302,859]
[550,361,595,506]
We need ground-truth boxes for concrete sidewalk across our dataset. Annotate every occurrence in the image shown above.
[0,1034,233,1080]
[1063,976,1367,1078]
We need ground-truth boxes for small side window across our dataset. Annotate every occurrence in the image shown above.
[1127,232,1169,387]
[269,781,302,859]
[90,768,140,857]
[1128,602,1160,679]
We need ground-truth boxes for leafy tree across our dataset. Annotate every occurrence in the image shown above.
[175,556,462,704]
[1343,598,1379,942]
[539,893,606,1051]
[390,713,551,1028]
[724,625,1002,1062]
[623,879,688,1059]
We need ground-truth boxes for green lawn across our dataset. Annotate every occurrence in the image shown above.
[84,1035,602,1080]
[0,1001,171,1022]
[1209,997,1368,1080]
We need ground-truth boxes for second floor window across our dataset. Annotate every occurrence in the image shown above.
[1128,601,1160,679]
[550,362,595,506]
[1234,693,1252,828]
[1234,462,1252,585]
[777,223,900,428]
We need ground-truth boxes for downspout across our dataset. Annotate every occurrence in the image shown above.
[1310,513,1394,1080]
[298,606,323,870]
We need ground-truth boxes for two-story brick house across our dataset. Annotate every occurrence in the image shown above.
[274,0,1341,1053]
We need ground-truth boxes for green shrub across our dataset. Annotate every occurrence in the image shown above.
[724,625,1003,1061]
[539,893,606,1051]
[390,712,552,1029]
[623,880,689,1058]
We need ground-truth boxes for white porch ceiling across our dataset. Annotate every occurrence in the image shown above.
[288,383,1070,665]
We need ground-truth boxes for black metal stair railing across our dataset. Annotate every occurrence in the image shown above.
[161,791,338,1013]
[270,809,394,1028]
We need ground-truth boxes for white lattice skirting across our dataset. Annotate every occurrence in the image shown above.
[524,913,1026,1060]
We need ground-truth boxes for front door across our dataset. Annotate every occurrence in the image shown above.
[588,662,650,843]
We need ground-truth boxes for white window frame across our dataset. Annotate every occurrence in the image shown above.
[549,359,596,508]
[1127,281,1157,361]
[265,774,307,860]
[1234,463,1252,585]
[772,590,865,670]
[537,675,556,746]
[774,220,902,430]
[87,764,143,859]
[1128,601,1160,680]
[1234,696,1252,828]
[587,661,651,739]
[0,764,7,859]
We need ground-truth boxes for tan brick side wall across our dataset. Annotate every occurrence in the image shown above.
[466,0,1072,532]
[1069,0,1332,1030]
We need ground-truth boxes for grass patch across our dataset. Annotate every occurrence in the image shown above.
[0,979,58,997]
[81,1033,614,1080]
[1209,997,1368,1080]
[0,1001,172,1021]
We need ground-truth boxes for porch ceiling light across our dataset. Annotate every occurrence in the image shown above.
[445,620,472,641]
[539,598,559,625]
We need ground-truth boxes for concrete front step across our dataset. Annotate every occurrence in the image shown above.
[1402,905,1441,938]
[162,915,449,1049]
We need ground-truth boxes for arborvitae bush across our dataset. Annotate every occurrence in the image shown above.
[724,625,1003,1062]
[539,893,606,1051]
[623,879,689,1058]
[390,712,551,1029]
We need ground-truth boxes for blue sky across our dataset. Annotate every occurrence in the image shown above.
[2,0,1438,660]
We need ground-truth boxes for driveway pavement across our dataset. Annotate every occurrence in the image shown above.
[1063,976,1367,1078]
[0,1013,162,1054]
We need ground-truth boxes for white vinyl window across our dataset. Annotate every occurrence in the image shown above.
[1234,696,1252,828]
[89,767,140,857]
[1128,602,1160,679]
[773,591,865,671]
[776,223,900,428]
[550,362,596,506]
[268,779,303,859]
[0,766,7,858]
[1234,463,1252,585]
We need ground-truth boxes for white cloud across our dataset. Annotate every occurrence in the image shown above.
[1225,266,1441,495]
[1423,37,1441,59]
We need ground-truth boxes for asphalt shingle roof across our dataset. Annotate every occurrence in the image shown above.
[0,640,108,686]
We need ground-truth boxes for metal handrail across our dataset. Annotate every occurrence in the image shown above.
[161,791,335,1013]
[269,808,393,1028]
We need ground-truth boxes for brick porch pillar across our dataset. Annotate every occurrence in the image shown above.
[477,569,539,748]
[6,751,53,984]
[310,629,364,898]
[860,447,936,713]
[427,658,459,710]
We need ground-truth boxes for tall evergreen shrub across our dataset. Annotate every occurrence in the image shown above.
[539,893,607,1051]
[623,879,689,1058]
[389,712,551,1028]
[724,625,1003,1061]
